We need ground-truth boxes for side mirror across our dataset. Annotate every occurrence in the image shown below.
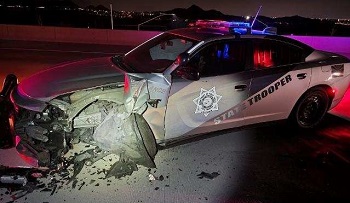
[173,53,200,81]
[174,52,189,66]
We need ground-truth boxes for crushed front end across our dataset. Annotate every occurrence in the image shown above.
[1,71,163,180]
[1,74,70,169]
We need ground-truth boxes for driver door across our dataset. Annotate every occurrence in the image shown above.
[164,40,252,141]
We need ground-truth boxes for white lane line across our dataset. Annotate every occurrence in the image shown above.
[0,47,118,55]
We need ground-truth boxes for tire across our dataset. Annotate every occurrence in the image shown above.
[134,114,157,159]
[291,87,330,128]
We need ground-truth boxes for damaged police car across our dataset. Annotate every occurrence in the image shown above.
[1,21,350,173]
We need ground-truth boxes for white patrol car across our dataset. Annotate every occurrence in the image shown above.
[1,21,350,170]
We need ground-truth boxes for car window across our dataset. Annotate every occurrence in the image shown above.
[122,33,198,73]
[149,38,193,61]
[253,39,304,69]
[187,40,247,77]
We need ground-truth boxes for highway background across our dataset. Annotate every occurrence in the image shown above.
[1,39,350,203]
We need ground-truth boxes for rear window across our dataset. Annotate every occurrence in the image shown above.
[253,39,304,69]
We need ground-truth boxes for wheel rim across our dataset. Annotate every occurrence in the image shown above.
[297,92,327,127]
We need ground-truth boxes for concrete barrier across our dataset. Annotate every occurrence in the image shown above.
[0,24,160,46]
[54,27,109,44]
[106,29,160,46]
[286,35,350,54]
[0,24,350,54]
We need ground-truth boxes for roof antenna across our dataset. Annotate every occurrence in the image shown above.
[250,5,262,34]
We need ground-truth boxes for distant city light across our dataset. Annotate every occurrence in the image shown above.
[1,2,350,26]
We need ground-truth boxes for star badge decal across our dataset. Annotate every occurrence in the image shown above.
[193,87,222,117]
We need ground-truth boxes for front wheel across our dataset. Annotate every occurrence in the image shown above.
[292,88,330,128]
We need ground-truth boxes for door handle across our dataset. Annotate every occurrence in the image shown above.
[297,73,307,80]
[235,84,247,91]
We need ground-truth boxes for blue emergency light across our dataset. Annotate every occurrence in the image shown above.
[193,6,277,35]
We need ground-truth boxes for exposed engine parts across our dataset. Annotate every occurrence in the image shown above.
[12,85,157,177]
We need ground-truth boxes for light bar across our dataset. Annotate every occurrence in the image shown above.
[195,20,250,29]
[192,19,277,35]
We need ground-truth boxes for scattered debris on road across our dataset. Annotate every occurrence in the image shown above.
[197,171,220,180]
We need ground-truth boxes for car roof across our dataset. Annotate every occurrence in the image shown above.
[167,27,233,41]
[264,35,314,51]
[167,27,314,53]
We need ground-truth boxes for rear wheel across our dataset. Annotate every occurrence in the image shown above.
[292,88,330,128]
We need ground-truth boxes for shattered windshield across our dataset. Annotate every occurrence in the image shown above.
[120,33,199,73]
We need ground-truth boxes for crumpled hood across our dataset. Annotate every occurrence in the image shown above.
[17,57,125,102]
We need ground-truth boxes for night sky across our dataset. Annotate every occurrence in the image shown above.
[72,0,350,19]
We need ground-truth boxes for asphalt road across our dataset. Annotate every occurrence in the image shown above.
[1,40,350,203]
